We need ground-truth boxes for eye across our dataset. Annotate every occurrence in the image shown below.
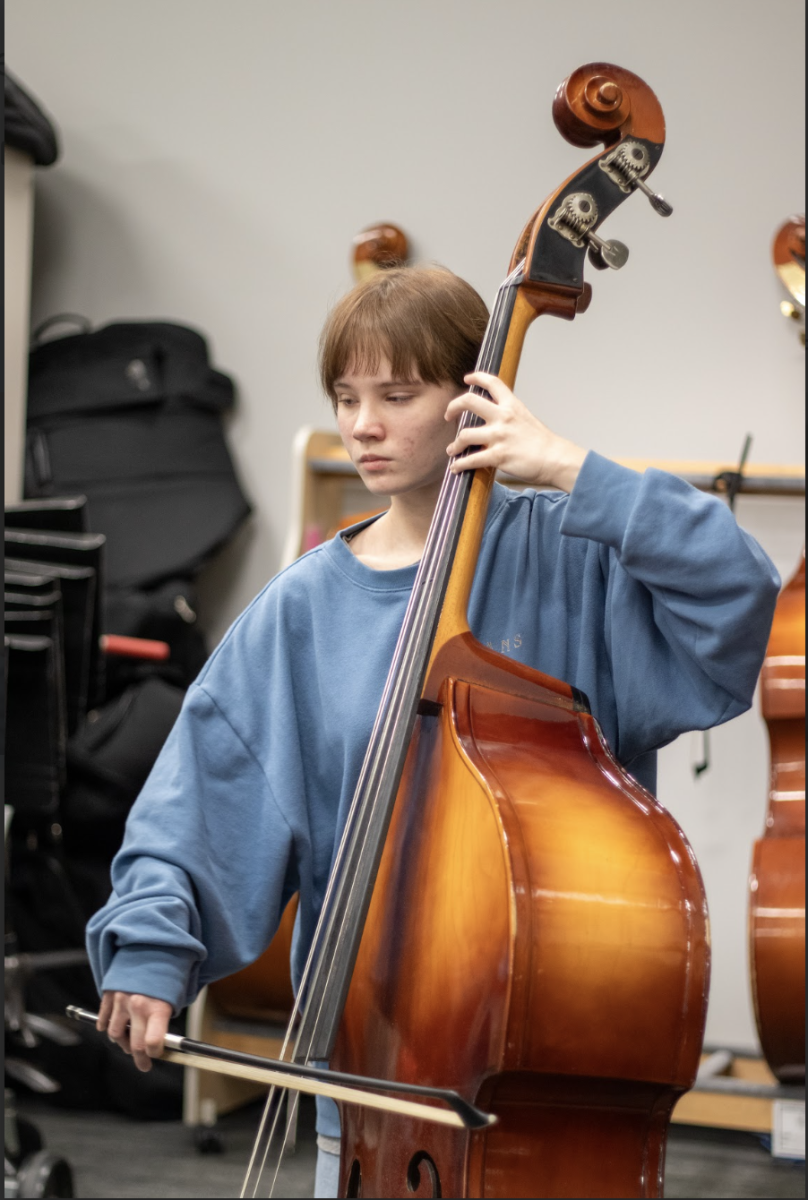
[336,395,357,407]
[386,393,413,403]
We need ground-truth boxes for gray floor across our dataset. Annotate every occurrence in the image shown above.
[8,1094,806,1199]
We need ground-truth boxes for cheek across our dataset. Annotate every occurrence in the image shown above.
[394,417,422,460]
[395,408,453,464]
[335,411,353,445]
[432,415,455,454]
[399,431,418,457]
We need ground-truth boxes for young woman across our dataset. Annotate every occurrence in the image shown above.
[88,266,779,1197]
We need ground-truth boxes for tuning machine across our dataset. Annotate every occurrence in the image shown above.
[600,140,673,217]
[586,234,629,271]
[634,177,673,217]
[548,192,629,271]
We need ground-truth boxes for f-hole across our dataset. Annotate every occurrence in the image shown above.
[345,1158,362,1197]
[406,1151,441,1197]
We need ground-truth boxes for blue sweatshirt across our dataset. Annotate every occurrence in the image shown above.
[86,452,779,1135]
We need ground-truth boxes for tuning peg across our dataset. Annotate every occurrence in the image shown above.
[586,232,629,271]
[632,177,673,217]
[599,140,673,217]
[547,190,628,269]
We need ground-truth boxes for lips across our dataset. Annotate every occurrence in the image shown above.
[358,456,391,467]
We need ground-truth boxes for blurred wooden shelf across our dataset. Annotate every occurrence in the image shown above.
[672,1049,805,1147]
[281,427,805,566]
[309,440,806,494]
[182,987,288,1126]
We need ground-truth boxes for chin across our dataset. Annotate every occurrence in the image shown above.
[358,473,396,496]
[358,465,441,498]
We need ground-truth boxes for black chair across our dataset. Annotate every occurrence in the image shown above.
[5,557,98,738]
[5,495,186,1127]
[3,632,88,1057]
[4,501,101,1107]
[5,496,88,536]
[5,529,105,721]
[4,633,65,823]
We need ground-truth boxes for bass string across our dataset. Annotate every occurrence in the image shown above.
[282,273,513,1045]
[244,277,513,1198]
[242,266,521,1198]
[242,448,482,1197]
[286,271,515,1050]
[320,256,522,895]
[237,465,477,1195]
[243,458,473,1194]
[238,496,476,1190]
[243,288,509,1199]
[244,473,485,1199]
[303,259,524,964]
[238,488,475,1192]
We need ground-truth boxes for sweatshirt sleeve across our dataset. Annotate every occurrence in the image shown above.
[559,451,781,764]
[85,682,298,1011]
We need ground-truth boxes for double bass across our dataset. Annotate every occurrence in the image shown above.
[748,215,805,1084]
[244,63,710,1199]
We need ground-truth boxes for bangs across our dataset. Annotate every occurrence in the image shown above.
[319,266,489,404]
[325,306,450,389]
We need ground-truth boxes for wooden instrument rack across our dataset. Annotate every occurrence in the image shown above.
[672,1050,805,1158]
[281,427,806,567]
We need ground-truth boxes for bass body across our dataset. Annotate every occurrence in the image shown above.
[750,547,805,1082]
[336,636,709,1198]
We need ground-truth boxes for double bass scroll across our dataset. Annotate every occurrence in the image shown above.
[773,214,805,342]
[352,222,410,282]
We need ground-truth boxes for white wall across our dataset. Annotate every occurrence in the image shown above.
[6,0,805,1053]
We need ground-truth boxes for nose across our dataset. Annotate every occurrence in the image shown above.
[352,400,384,442]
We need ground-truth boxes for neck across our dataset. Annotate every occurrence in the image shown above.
[385,482,442,554]
[350,481,442,569]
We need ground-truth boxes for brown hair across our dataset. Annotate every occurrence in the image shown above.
[319,266,489,406]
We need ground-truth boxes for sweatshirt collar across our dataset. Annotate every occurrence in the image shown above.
[324,483,511,592]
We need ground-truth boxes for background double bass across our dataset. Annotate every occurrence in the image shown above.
[351,223,410,282]
[748,215,806,1084]
[266,64,711,1200]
